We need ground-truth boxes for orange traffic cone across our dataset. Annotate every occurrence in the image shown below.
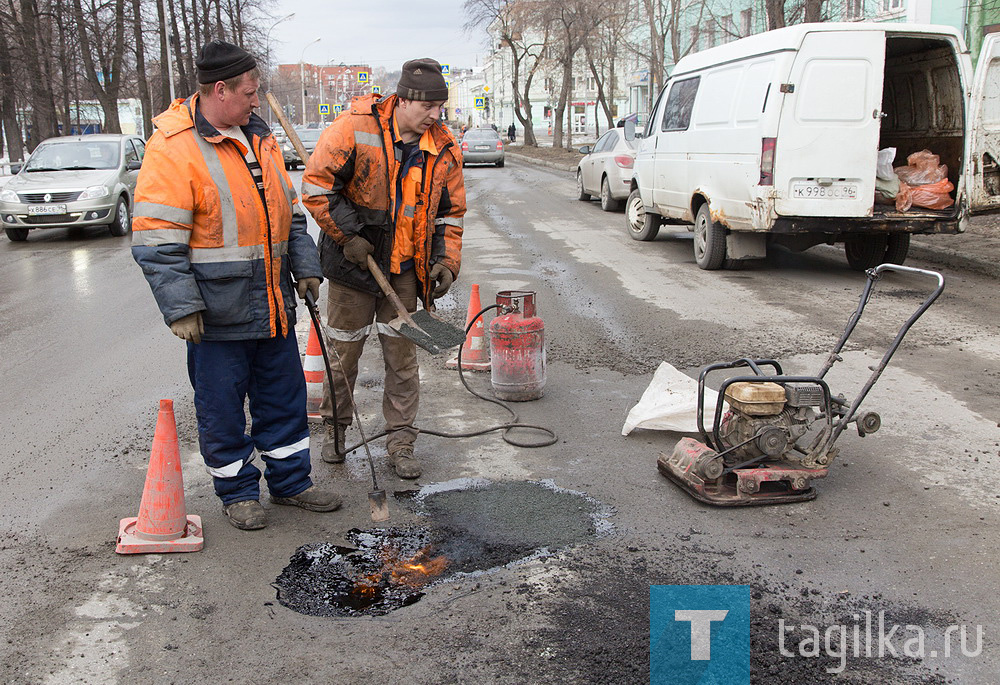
[116,399,204,554]
[303,321,324,420]
[446,284,491,371]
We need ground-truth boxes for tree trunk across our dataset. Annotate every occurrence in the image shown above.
[20,0,59,147]
[73,0,125,132]
[552,56,572,149]
[766,0,786,29]
[132,0,153,136]
[0,27,24,160]
[803,0,823,22]
[168,0,191,94]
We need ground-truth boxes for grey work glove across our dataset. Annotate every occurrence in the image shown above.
[429,263,454,298]
[296,277,321,301]
[170,312,204,344]
[342,235,374,270]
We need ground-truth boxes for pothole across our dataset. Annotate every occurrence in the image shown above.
[273,479,612,617]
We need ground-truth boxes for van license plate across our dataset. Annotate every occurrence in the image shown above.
[792,183,858,199]
[28,204,67,215]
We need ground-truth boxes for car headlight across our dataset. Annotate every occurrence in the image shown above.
[0,189,18,203]
[283,142,292,151]
[79,185,110,200]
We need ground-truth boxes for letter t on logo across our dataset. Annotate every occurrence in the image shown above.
[675,610,730,660]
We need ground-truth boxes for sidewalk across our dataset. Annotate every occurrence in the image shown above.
[504,146,1000,279]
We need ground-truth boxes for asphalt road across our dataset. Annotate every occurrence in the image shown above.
[0,159,997,683]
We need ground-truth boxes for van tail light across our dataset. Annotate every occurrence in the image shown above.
[760,137,776,185]
[461,141,469,151]
[496,140,503,150]
[614,155,634,169]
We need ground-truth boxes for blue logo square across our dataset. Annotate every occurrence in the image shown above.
[650,585,750,685]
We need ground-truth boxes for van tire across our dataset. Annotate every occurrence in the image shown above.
[844,234,887,271]
[694,204,726,270]
[625,188,660,241]
[883,232,910,265]
[576,171,591,201]
[600,177,621,211]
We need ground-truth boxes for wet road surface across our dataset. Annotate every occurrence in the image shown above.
[0,159,997,683]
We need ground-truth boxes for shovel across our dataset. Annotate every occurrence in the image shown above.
[365,255,466,355]
[303,289,390,522]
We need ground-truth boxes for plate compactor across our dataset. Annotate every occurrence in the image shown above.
[658,264,945,506]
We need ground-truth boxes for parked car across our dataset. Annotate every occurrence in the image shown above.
[0,134,144,241]
[576,128,636,211]
[461,128,504,167]
[627,22,1000,270]
[282,127,325,169]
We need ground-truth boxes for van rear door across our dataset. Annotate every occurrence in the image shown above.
[967,33,1000,213]
[773,30,885,217]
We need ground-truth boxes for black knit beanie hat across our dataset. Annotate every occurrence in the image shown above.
[196,40,257,84]
[396,58,448,101]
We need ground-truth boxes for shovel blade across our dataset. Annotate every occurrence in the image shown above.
[388,309,466,355]
[368,489,390,522]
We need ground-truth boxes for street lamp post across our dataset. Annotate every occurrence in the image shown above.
[300,38,321,127]
[264,13,294,126]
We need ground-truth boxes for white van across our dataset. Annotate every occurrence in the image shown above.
[626,23,1000,270]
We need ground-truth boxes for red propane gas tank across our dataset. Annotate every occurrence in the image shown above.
[490,290,546,401]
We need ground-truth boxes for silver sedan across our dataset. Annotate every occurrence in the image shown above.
[575,127,635,211]
[461,128,505,167]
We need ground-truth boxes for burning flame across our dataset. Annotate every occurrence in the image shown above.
[352,544,448,598]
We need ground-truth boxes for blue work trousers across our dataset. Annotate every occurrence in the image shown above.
[187,332,312,505]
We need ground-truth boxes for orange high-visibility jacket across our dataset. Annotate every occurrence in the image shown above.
[131,95,322,340]
[301,93,465,304]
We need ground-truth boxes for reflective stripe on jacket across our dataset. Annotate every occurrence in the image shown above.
[301,93,465,304]
[131,94,322,341]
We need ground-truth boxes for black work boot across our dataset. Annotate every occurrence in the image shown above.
[270,485,343,512]
[320,422,349,464]
[389,446,421,479]
[224,500,267,530]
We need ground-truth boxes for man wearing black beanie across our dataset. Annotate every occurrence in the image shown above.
[302,58,466,479]
[131,40,340,530]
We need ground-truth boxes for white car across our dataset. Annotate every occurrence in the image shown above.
[575,128,635,211]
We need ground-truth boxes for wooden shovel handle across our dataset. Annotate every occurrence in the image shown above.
[366,255,417,325]
[264,92,310,165]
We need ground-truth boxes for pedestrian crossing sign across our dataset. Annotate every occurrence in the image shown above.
[475,97,484,110]
[358,71,369,83]
[441,64,450,75]
[372,85,381,94]
[333,104,343,114]
[318,103,330,115]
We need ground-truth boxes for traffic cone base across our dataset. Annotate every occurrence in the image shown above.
[447,283,491,371]
[116,399,204,555]
[116,515,203,554]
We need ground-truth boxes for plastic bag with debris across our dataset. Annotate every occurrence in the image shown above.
[877,147,896,180]
[622,361,722,435]
[895,149,948,186]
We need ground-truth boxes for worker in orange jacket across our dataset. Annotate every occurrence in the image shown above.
[132,41,341,530]
[302,58,466,479]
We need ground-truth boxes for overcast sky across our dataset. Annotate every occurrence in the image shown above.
[268,0,488,72]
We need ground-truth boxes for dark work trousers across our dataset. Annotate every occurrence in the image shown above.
[319,268,419,455]
[187,332,313,505]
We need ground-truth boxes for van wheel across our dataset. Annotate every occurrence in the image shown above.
[625,188,661,241]
[844,234,887,271]
[576,171,591,201]
[884,233,910,265]
[694,204,726,270]
[600,177,621,212]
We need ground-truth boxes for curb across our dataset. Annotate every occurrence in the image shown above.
[506,151,576,173]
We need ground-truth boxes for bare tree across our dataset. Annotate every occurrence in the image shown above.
[583,0,632,132]
[74,0,127,132]
[542,0,604,148]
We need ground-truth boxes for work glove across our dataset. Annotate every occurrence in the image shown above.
[429,263,454,298]
[342,235,374,270]
[296,277,321,301]
[170,312,204,344]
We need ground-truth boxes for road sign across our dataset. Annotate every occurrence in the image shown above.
[441,64,450,75]
[333,104,343,114]
[358,71,369,83]
[372,85,381,94]
[483,85,491,93]
[474,98,484,110]
[318,104,330,115]
[455,108,462,115]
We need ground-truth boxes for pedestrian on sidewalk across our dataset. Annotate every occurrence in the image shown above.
[507,123,516,143]
[131,40,341,531]
[302,57,466,480]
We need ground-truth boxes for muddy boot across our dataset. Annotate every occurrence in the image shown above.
[270,485,343,512]
[224,500,267,530]
[320,422,348,464]
[389,446,422,479]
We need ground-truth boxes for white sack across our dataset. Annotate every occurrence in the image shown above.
[877,147,897,181]
[622,361,722,435]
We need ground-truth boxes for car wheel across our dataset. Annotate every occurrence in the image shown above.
[694,203,727,270]
[600,177,621,212]
[883,232,910,265]
[576,171,591,201]
[844,234,888,271]
[108,196,131,237]
[496,158,504,168]
[5,226,28,241]
[625,188,661,241]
